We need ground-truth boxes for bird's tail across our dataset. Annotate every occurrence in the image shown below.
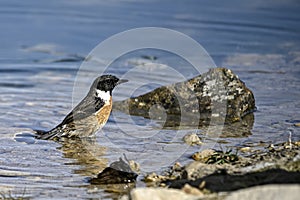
[35,129,60,140]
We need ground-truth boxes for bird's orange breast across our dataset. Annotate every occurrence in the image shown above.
[95,97,112,127]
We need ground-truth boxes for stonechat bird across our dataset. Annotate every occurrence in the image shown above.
[35,75,128,140]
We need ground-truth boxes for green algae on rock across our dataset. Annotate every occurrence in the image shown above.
[113,68,255,129]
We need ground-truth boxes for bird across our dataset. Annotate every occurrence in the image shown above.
[35,75,128,140]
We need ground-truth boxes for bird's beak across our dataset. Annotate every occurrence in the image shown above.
[117,79,128,85]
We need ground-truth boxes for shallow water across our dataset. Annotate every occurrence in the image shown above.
[1,0,300,199]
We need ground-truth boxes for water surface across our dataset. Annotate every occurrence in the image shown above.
[0,0,300,199]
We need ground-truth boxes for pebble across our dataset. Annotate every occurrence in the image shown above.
[129,160,140,173]
[183,133,202,146]
[192,149,215,162]
[172,162,183,171]
[144,173,167,182]
[240,147,251,152]
[181,184,204,196]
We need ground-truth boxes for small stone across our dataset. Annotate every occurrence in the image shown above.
[144,173,167,183]
[183,133,202,146]
[159,183,167,187]
[268,144,275,151]
[129,160,140,173]
[199,181,206,189]
[240,147,251,152]
[192,149,215,162]
[294,123,300,127]
[172,162,182,171]
[182,184,204,196]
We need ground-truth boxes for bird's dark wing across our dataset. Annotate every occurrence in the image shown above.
[35,91,106,140]
[61,95,105,125]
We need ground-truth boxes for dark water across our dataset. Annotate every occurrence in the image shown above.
[1,0,300,199]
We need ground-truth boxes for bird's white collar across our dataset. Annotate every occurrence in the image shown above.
[96,89,111,104]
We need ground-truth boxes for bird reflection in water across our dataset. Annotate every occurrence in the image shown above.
[57,137,108,176]
[57,137,138,196]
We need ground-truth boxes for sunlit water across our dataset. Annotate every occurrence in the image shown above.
[0,0,300,199]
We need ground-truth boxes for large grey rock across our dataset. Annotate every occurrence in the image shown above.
[114,68,255,131]
[225,184,300,200]
[124,188,201,200]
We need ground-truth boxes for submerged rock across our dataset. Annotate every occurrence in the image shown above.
[114,68,255,129]
[182,133,202,146]
[89,157,138,185]
[89,166,138,185]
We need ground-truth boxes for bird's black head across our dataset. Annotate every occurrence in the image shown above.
[92,75,128,93]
